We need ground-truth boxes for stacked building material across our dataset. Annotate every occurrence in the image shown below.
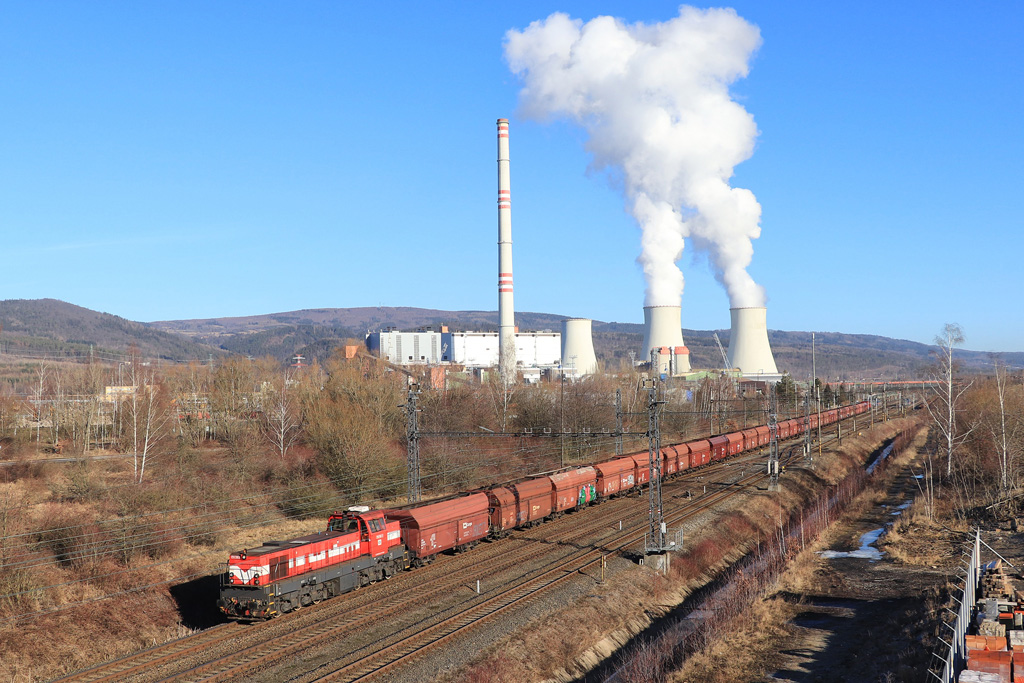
[959,671,1004,683]
[968,635,1011,652]
[981,560,1014,600]
[965,649,1012,680]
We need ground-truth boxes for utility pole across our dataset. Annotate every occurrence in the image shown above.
[644,377,668,559]
[559,366,565,467]
[812,333,822,460]
[803,375,813,465]
[767,383,780,491]
[615,388,623,456]
[403,384,422,504]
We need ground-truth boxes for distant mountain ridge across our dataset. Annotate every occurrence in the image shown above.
[148,307,571,337]
[2,300,1018,379]
[0,299,222,362]
[152,305,1022,379]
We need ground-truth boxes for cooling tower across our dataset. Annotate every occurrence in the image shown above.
[726,307,778,376]
[561,318,598,377]
[497,118,516,381]
[642,305,691,376]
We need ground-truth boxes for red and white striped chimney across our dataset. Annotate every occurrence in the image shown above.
[497,118,516,382]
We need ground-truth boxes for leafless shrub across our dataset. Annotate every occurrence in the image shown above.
[35,504,104,568]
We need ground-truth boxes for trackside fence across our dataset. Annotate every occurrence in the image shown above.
[610,426,917,683]
[931,530,980,683]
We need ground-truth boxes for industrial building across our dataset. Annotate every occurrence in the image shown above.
[365,329,561,371]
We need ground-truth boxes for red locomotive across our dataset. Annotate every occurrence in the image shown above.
[219,400,872,620]
[217,506,406,620]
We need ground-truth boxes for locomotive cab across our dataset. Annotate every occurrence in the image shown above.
[326,507,398,559]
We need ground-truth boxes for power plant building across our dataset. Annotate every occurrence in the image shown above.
[366,329,560,370]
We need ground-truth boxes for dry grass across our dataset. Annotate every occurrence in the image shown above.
[0,445,343,682]
[440,418,924,683]
[435,491,797,683]
[674,420,935,683]
[668,595,798,683]
[1,414,925,682]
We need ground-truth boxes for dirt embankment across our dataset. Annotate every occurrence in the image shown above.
[441,418,926,683]
[674,423,959,683]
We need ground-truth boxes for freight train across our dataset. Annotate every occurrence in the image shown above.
[217,401,871,620]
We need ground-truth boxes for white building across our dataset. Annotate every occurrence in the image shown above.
[366,329,561,370]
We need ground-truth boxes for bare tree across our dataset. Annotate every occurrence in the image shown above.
[260,368,303,458]
[0,386,22,440]
[486,369,518,433]
[164,361,211,448]
[990,359,1018,493]
[31,363,48,447]
[122,358,171,484]
[925,323,974,476]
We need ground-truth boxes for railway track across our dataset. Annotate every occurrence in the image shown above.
[158,454,783,682]
[54,411,881,683]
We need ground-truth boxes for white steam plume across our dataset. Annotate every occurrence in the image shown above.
[505,7,766,308]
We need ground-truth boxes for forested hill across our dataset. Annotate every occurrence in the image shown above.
[153,305,1024,379]
[148,307,571,338]
[4,300,1020,378]
[0,299,220,361]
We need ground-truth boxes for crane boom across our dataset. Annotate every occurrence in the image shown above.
[713,332,730,370]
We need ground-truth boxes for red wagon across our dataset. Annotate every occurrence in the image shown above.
[385,493,490,563]
[687,439,711,467]
[594,458,636,498]
[512,478,554,525]
[485,487,517,536]
[550,467,598,513]
[709,435,730,461]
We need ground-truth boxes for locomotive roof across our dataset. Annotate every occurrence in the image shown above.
[241,530,347,557]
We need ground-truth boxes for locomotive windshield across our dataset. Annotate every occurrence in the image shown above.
[328,516,359,533]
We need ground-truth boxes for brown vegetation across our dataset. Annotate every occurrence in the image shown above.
[440,419,920,683]
[0,344,904,681]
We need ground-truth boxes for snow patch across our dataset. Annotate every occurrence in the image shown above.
[818,528,885,561]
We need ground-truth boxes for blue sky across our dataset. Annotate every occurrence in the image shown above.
[1,2,1021,352]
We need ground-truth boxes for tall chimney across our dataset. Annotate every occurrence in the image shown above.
[497,118,516,382]
[561,318,598,377]
[726,306,778,376]
[641,305,690,376]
